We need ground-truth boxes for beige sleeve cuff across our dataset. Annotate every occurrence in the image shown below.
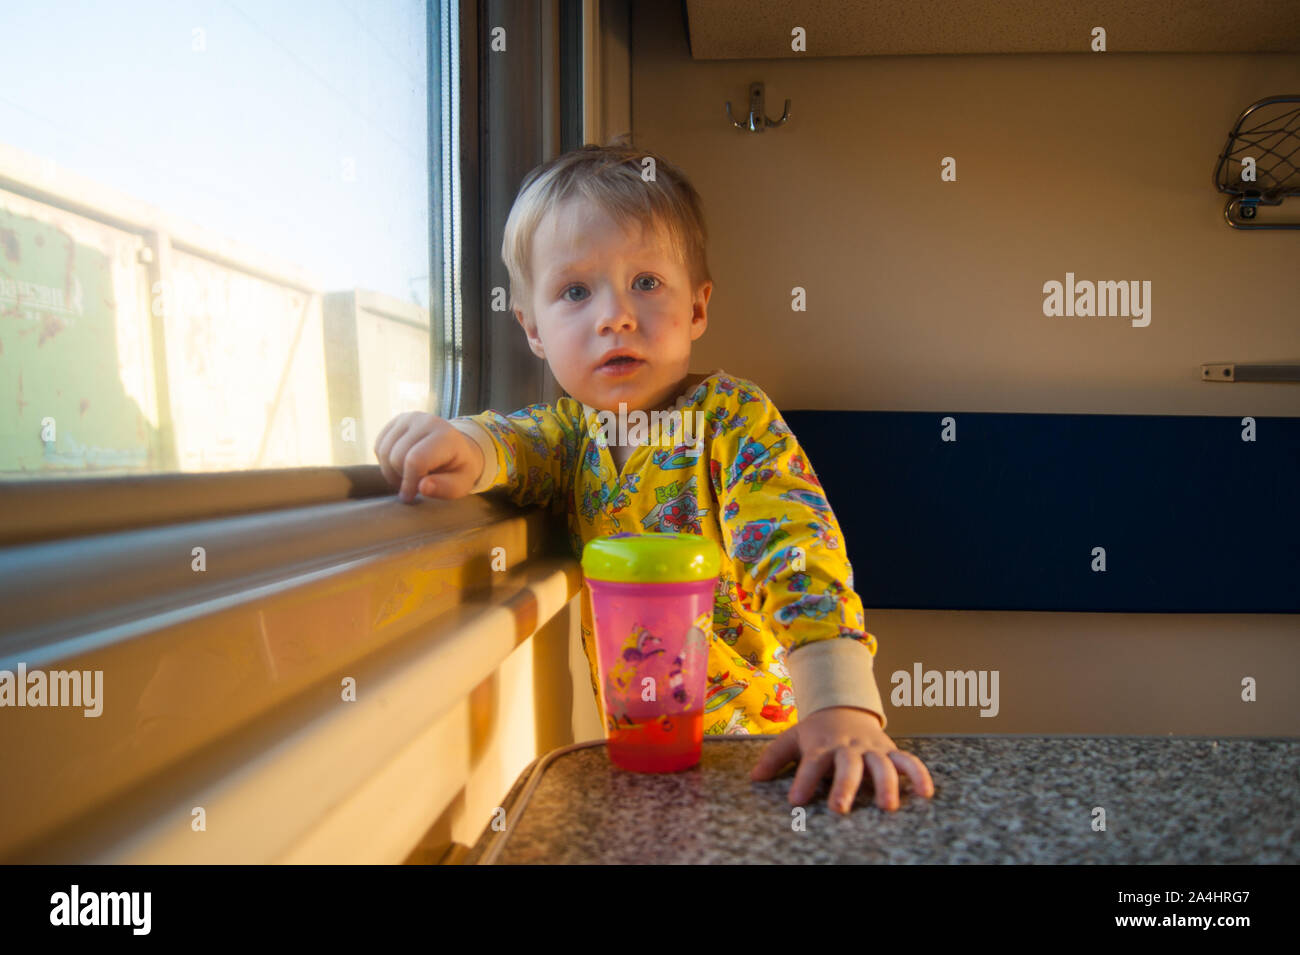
[447,417,500,494]
[787,637,887,731]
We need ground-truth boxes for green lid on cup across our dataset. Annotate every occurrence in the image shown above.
[582,532,721,583]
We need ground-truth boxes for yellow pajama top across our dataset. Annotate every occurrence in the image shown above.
[450,369,887,736]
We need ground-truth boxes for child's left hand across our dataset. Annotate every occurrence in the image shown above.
[750,706,934,813]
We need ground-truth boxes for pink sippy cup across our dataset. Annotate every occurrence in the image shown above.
[582,532,721,772]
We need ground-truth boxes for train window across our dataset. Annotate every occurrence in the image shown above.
[0,1,436,481]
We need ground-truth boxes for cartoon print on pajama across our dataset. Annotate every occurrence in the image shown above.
[458,370,883,737]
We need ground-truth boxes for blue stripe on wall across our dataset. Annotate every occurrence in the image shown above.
[780,410,1300,613]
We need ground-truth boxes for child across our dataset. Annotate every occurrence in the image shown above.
[374,141,933,813]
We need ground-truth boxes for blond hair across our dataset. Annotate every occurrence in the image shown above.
[501,135,712,315]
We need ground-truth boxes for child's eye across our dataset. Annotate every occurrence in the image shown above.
[563,277,658,300]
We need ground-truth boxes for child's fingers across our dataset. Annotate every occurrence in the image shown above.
[864,750,901,811]
[749,731,800,780]
[829,748,865,813]
[398,430,461,502]
[419,471,469,499]
[888,749,935,798]
[397,436,436,502]
[785,748,836,806]
[373,413,414,487]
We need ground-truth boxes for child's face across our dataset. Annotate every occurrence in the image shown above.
[514,196,711,413]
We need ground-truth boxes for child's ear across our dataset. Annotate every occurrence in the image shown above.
[689,281,712,340]
[514,308,547,360]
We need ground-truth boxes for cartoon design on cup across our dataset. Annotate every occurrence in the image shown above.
[621,624,666,663]
[666,612,711,707]
[582,532,722,772]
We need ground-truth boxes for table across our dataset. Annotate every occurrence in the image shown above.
[464,735,1299,864]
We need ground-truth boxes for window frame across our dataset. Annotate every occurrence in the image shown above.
[0,0,595,863]
[0,0,587,545]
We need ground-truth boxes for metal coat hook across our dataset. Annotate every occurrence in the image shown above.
[726,82,790,133]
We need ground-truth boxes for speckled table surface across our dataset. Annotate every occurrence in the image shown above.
[463,735,1299,864]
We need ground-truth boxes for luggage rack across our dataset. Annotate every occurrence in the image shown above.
[1214,95,1300,229]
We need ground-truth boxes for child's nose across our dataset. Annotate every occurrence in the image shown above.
[596,301,637,333]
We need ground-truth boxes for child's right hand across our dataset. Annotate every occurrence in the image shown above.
[373,412,485,504]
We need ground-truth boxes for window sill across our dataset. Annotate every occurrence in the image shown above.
[0,489,580,861]
[0,465,401,548]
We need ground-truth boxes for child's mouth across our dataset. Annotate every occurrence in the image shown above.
[599,357,644,376]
